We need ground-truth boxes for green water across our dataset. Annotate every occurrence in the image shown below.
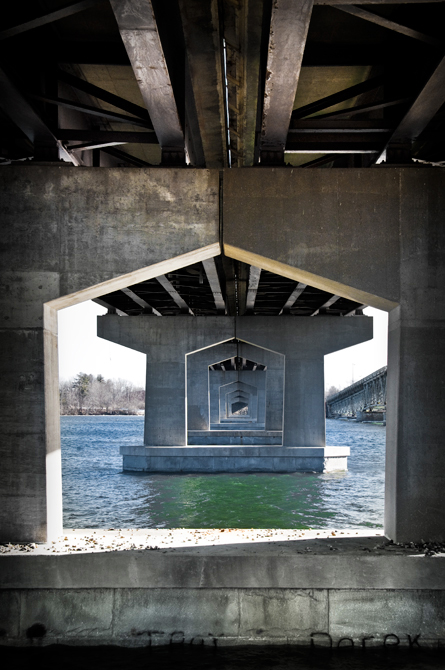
[62,417,385,529]
[131,472,343,529]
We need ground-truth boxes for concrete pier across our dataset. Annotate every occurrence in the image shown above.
[98,314,371,472]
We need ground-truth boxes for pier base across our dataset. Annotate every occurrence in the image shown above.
[120,445,349,473]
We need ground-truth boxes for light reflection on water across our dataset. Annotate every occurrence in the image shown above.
[61,416,385,529]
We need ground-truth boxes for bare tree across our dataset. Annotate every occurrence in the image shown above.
[60,374,145,415]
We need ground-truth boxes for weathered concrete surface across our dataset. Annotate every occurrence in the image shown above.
[384,171,445,543]
[223,168,401,310]
[224,168,445,542]
[3,586,444,647]
[2,166,444,545]
[2,167,219,299]
[0,167,220,542]
[119,445,349,472]
[1,535,445,647]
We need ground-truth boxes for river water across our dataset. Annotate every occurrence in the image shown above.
[61,416,385,529]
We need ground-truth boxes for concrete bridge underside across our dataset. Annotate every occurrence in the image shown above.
[0,166,444,647]
[1,165,443,543]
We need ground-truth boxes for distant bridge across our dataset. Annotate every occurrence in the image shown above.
[326,366,387,421]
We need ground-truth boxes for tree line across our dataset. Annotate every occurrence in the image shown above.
[325,385,343,400]
[60,373,145,415]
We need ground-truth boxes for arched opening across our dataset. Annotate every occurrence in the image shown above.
[186,340,284,446]
[45,245,389,536]
[44,245,221,540]
[231,400,248,416]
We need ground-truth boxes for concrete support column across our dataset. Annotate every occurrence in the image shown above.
[144,359,186,446]
[0,167,220,542]
[0,323,48,542]
[384,170,445,543]
[386,309,445,542]
[283,357,325,448]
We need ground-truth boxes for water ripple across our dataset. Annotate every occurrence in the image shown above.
[61,417,385,529]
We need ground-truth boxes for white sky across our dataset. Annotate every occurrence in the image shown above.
[57,301,388,391]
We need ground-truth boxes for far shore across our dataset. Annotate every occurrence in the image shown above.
[60,411,144,416]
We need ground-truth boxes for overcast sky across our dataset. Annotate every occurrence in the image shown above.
[57,301,388,391]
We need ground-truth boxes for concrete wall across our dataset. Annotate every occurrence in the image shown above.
[1,549,445,647]
[4,586,445,648]
[120,445,348,471]
[1,166,444,544]
[224,168,445,542]
[223,168,401,310]
[0,167,220,542]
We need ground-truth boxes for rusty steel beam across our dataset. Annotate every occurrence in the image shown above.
[121,288,162,316]
[0,0,100,40]
[377,53,445,162]
[334,5,442,48]
[110,0,184,159]
[202,258,226,314]
[30,94,153,129]
[222,0,265,166]
[179,0,227,167]
[261,0,314,162]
